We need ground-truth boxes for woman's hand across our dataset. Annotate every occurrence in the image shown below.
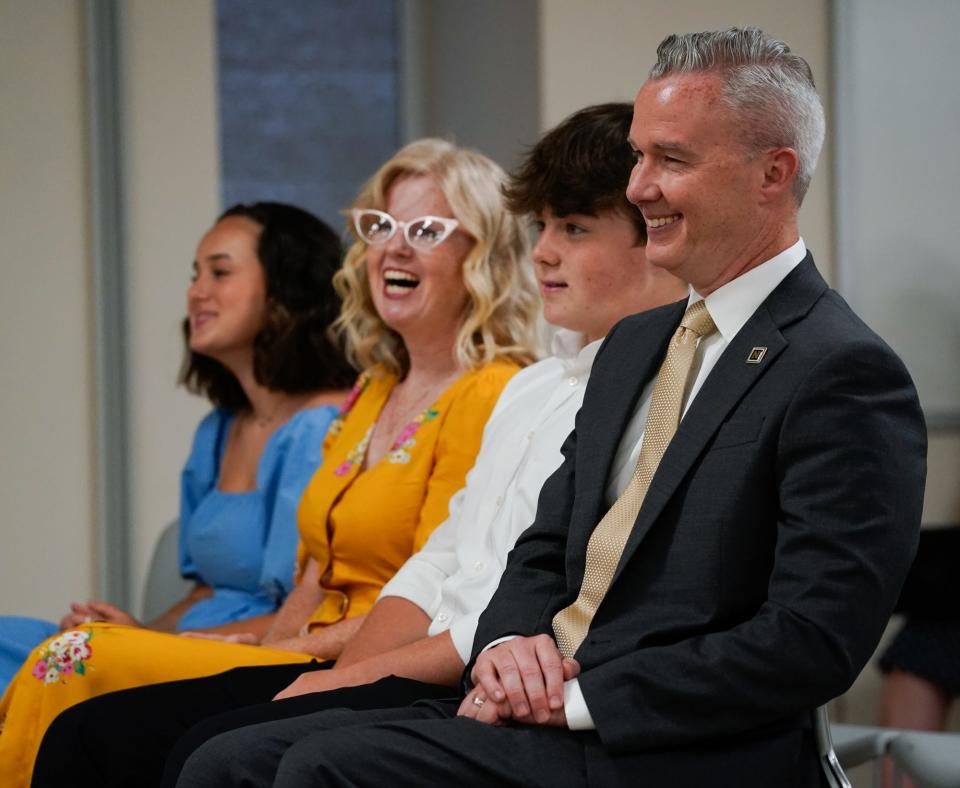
[60,601,141,630]
[273,667,354,701]
[260,557,325,644]
[178,631,259,645]
[258,635,310,652]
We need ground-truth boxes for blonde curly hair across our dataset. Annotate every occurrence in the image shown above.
[333,138,541,377]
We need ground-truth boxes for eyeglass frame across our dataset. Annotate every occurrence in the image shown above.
[351,209,461,250]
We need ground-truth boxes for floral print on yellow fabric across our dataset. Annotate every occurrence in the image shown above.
[30,629,93,685]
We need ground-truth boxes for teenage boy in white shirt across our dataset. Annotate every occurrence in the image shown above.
[34,103,687,787]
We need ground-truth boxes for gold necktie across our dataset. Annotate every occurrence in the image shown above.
[552,300,717,658]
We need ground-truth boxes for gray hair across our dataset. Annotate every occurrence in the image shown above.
[649,27,825,204]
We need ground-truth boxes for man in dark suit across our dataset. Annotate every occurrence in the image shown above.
[175,27,927,787]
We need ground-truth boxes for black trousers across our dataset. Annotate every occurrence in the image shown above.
[175,698,595,788]
[33,664,826,788]
[163,675,456,786]
[175,698,826,788]
[31,661,454,788]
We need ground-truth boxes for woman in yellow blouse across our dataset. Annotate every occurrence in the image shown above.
[0,139,541,787]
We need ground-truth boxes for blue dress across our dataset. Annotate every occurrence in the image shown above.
[0,404,336,693]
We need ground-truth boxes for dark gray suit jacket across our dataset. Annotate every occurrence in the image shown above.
[471,255,927,777]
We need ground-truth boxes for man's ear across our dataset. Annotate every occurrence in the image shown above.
[759,147,799,203]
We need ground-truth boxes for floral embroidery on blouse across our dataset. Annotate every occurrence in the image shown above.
[325,374,370,442]
[334,406,440,476]
[335,425,373,476]
[31,629,93,685]
[387,406,439,464]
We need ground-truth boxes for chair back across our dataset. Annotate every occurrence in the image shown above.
[140,518,193,621]
[816,704,853,788]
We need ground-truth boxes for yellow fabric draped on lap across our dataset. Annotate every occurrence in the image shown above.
[0,361,516,786]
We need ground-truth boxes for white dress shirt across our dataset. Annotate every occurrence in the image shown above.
[566,239,808,730]
[378,329,601,663]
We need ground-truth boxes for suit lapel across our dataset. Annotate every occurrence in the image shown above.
[569,301,685,558]
[610,255,828,584]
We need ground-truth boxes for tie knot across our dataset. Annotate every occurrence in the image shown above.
[680,299,716,338]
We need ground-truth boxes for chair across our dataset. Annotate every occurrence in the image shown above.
[827,718,960,787]
[140,519,193,621]
[887,730,960,788]
[831,721,898,787]
[817,704,854,788]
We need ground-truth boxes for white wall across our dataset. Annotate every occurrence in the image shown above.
[0,1,97,619]
[0,1,220,618]
[121,0,221,614]
[926,435,960,522]
[402,0,540,171]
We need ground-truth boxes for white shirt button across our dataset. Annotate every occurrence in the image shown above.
[527,431,535,440]
[567,376,578,386]
[473,560,484,572]
[495,495,504,506]
[437,612,449,622]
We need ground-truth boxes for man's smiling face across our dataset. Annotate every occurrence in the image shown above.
[626,73,775,294]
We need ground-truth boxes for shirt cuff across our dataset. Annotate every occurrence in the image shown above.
[481,635,517,652]
[447,612,482,665]
[563,678,595,730]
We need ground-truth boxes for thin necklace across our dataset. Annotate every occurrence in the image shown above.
[378,371,459,441]
[248,397,298,428]
[395,369,460,414]
[251,411,280,428]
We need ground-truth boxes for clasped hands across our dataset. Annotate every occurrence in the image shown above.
[59,601,140,630]
[457,634,579,728]
[60,602,260,643]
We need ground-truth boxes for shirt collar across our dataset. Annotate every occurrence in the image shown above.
[689,238,807,342]
[550,328,601,377]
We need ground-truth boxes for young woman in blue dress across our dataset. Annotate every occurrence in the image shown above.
[0,202,355,691]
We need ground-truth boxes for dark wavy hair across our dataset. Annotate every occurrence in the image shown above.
[502,102,646,241]
[179,202,356,410]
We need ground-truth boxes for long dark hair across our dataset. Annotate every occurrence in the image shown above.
[179,202,356,410]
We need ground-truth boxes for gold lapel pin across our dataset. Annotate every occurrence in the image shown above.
[746,347,767,364]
